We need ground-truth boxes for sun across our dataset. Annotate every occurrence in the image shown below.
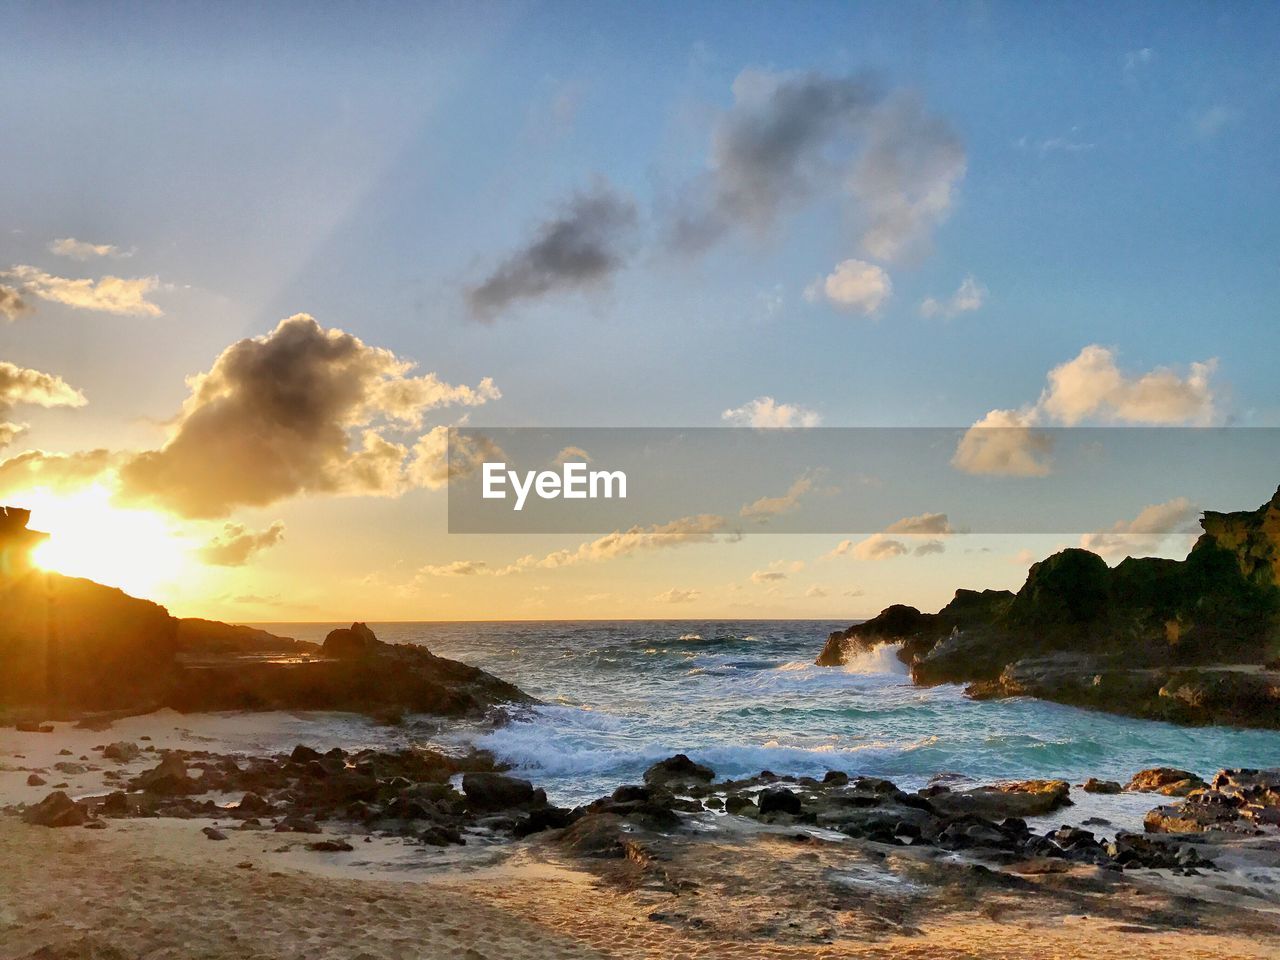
[24,485,198,600]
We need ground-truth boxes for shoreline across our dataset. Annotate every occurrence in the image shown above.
[5,710,1280,959]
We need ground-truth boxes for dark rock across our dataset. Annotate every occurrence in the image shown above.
[513,806,575,838]
[102,741,142,763]
[15,721,55,733]
[289,745,323,764]
[822,770,849,786]
[926,780,1071,819]
[611,784,651,803]
[236,792,272,815]
[26,773,45,786]
[462,772,541,811]
[1082,778,1122,794]
[306,839,354,852]
[202,826,228,841]
[724,794,757,816]
[130,754,198,796]
[642,754,714,790]
[23,791,87,827]
[757,788,803,817]
[276,816,322,834]
[554,812,627,858]
[321,622,381,659]
[420,825,464,846]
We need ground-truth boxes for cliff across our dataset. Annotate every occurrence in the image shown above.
[817,484,1280,728]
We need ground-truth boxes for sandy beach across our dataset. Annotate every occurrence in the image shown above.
[5,714,1280,960]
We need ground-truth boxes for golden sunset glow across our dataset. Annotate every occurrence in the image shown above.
[27,485,199,599]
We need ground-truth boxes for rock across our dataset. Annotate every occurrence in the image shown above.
[554,813,627,858]
[611,784,651,803]
[321,622,382,659]
[822,770,850,786]
[23,791,88,827]
[289,744,323,764]
[1125,768,1207,796]
[130,754,198,796]
[926,780,1071,819]
[306,839,354,852]
[236,792,272,815]
[1082,778,1122,794]
[275,816,322,834]
[642,754,714,790]
[202,826,228,841]
[512,806,575,838]
[53,761,88,775]
[102,741,141,763]
[724,794,757,816]
[757,788,803,817]
[15,721,54,733]
[419,825,464,846]
[462,772,541,811]
[26,773,46,786]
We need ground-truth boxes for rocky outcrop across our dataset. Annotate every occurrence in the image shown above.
[166,623,534,718]
[818,484,1280,728]
[1141,768,1280,834]
[176,619,316,656]
[321,622,380,659]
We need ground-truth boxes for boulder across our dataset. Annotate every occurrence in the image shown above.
[462,772,542,811]
[130,754,199,796]
[642,754,714,790]
[1082,778,1122,794]
[102,741,141,763]
[26,773,46,786]
[1125,768,1207,796]
[757,788,803,817]
[23,791,88,827]
[322,622,382,659]
[925,780,1071,819]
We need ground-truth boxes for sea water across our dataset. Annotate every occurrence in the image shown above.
[262,620,1280,807]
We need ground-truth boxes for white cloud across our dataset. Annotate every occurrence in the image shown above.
[740,474,815,522]
[417,559,494,577]
[0,360,87,447]
[655,587,700,604]
[1080,497,1198,560]
[3,265,162,317]
[722,396,820,428]
[953,345,1219,476]
[48,238,132,261]
[806,259,891,315]
[920,275,986,318]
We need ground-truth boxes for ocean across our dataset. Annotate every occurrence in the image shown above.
[260,619,1280,807]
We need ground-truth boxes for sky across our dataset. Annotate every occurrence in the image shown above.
[0,1,1277,621]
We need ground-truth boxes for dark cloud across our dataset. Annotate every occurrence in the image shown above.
[0,285,31,322]
[197,521,285,566]
[668,70,964,262]
[116,314,499,517]
[467,186,638,319]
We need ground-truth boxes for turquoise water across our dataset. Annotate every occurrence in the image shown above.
[264,620,1280,806]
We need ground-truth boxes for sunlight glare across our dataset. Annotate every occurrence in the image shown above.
[25,485,197,600]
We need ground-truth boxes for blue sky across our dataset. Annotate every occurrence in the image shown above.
[0,2,1276,619]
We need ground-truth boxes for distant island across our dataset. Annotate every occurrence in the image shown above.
[817,484,1280,728]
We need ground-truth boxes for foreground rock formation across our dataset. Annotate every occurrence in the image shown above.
[818,485,1280,728]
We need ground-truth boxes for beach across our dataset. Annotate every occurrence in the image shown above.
[5,713,1280,960]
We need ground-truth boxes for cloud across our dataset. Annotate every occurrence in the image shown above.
[3,265,162,316]
[1191,105,1237,141]
[197,521,285,566]
[407,426,506,492]
[0,285,31,322]
[0,449,116,496]
[920,275,986,318]
[750,559,805,584]
[554,445,593,465]
[668,70,964,262]
[1124,48,1155,74]
[417,559,493,577]
[528,514,731,569]
[850,533,909,560]
[883,511,954,535]
[655,587,700,604]
[951,407,1053,477]
[722,396,820,428]
[0,361,87,446]
[805,585,828,598]
[1080,497,1197,560]
[1039,345,1216,426]
[740,474,815,522]
[48,238,131,261]
[913,539,946,556]
[116,314,500,517]
[467,185,638,319]
[952,346,1218,477]
[805,259,891,314]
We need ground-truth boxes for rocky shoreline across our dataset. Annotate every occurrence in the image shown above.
[817,484,1280,729]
